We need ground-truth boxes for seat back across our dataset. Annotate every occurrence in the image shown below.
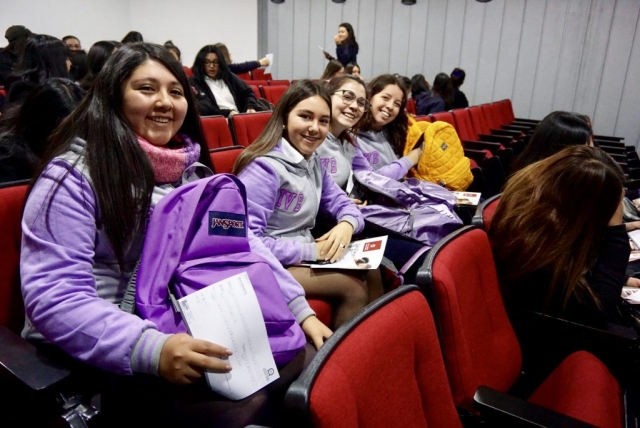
[406,98,416,115]
[251,68,272,81]
[0,180,29,334]
[500,99,516,123]
[480,104,503,130]
[429,111,455,127]
[249,85,261,99]
[413,115,432,123]
[285,285,462,428]
[208,146,244,174]
[236,72,251,81]
[200,116,234,150]
[417,226,522,411]
[471,194,500,230]
[229,111,272,147]
[182,66,194,77]
[268,80,290,87]
[249,79,269,88]
[467,106,492,136]
[451,109,479,141]
[261,85,288,106]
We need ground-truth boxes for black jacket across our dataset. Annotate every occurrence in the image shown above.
[189,73,258,117]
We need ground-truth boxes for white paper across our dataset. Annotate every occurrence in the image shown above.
[452,191,482,206]
[622,287,640,304]
[299,236,388,269]
[263,53,274,75]
[630,230,640,249]
[177,272,279,400]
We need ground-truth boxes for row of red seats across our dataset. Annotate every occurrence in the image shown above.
[285,223,628,427]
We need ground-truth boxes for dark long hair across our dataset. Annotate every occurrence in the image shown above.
[233,80,331,175]
[339,22,359,51]
[358,74,409,157]
[80,41,118,90]
[490,145,624,312]
[432,72,453,110]
[320,60,344,81]
[121,31,143,44]
[450,68,466,89]
[511,111,593,173]
[192,45,230,81]
[40,43,210,268]
[410,74,430,98]
[0,78,84,171]
[14,34,69,84]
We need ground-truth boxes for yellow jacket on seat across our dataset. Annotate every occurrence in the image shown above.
[404,119,473,191]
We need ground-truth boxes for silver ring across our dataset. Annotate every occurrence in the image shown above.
[339,244,346,248]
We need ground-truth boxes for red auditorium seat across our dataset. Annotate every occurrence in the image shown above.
[285,286,463,428]
[248,80,269,89]
[268,80,290,87]
[405,98,416,115]
[251,68,272,81]
[249,85,261,99]
[418,226,626,428]
[236,72,251,81]
[200,116,234,150]
[471,193,500,230]
[0,181,28,333]
[208,146,244,174]
[182,66,194,77]
[228,111,272,147]
[261,85,287,105]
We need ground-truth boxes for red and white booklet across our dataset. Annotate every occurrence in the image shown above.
[298,236,388,270]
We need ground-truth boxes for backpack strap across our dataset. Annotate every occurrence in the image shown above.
[120,258,141,314]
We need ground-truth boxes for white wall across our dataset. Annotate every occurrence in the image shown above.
[0,0,258,66]
[263,0,640,148]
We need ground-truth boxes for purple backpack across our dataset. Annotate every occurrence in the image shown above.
[125,174,305,365]
[353,170,463,248]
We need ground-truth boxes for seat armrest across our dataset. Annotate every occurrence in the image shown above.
[514,118,541,124]
[477,133,512,143]
[473,386,595,427]
[463,140,501,154]
[0,325,70,392]
[594,135,624,143]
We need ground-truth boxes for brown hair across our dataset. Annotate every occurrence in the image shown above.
[489,145,624,311]
[233,80,331,175]
[358,74,409,157]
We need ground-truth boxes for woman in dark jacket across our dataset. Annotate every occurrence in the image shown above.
[189,45,258,117]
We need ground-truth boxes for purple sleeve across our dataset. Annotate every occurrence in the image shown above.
[352,144,411,181]
[21,160,162,375]
[238,159,317,266]
[247,229,314,323]
[319,165,364,233]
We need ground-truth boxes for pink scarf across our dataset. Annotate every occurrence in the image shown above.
[137,134,201,183]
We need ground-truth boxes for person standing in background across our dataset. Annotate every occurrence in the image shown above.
[325,23,358,67]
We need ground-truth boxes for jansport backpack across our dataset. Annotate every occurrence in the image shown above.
[122,174,305,365]
[404,119,473,191]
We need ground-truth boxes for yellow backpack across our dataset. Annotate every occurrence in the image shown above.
[403,119,473,191]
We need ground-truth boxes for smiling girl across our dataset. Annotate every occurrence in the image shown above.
[20,43,327,427]
[234,80,382,328]
[355,74,422,179]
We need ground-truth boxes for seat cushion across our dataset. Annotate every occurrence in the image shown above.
[528,350,623,428]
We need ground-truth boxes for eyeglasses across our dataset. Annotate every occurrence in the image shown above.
[204,60,220,67]
[332,90,371,112]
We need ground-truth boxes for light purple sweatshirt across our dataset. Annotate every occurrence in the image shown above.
[21,141,314,376]
[237,139,364,266]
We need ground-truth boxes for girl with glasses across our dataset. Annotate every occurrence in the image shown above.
[189,44,259,117]
[234,80,384,329]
